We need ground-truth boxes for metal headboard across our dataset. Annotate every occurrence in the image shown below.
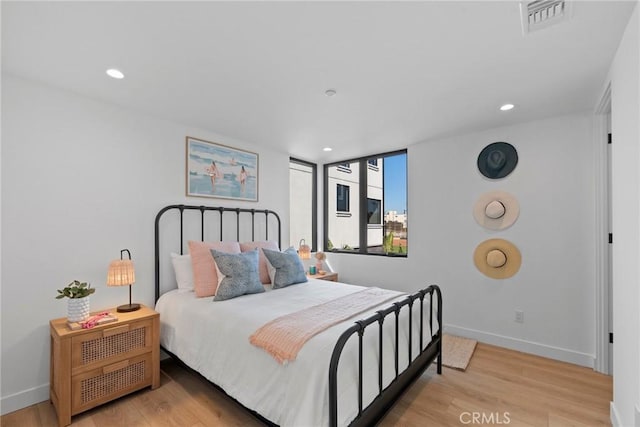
[154,204,282,302]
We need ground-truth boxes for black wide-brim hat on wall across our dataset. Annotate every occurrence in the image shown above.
[477,142,518,179]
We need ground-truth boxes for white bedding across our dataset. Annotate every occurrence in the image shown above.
[156,279,435,427]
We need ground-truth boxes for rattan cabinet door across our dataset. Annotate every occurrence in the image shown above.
[70,319,153,375]
[70,353,153,414]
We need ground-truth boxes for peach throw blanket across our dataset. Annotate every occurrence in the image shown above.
[250,287,402,364]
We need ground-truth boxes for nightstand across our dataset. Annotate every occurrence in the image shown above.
[308,271,338,282]
[50,305,160,427]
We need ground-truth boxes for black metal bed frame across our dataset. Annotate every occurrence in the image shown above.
[154,204,442,427]
[154,204,282,302]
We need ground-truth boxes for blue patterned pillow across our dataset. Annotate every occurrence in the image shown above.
[262,247,308,289]
[210,249,264,301]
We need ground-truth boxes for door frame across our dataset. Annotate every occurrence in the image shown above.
[594,83,611,374]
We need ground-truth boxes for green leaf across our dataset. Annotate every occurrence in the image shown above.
[56,280,96,299]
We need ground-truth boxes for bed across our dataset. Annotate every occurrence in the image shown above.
[154,204,442,427]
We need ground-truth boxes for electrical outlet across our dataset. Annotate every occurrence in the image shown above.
[515,310,524,323]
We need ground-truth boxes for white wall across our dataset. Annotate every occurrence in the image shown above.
[0,74,289,414]
[329,112,597,367]
[607,4,640,426]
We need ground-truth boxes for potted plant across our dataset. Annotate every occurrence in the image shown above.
[56,280,95,322]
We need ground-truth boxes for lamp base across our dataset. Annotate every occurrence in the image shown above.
[116,303,141,313]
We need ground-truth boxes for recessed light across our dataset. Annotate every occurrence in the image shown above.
[500,103,515,111]
[325,89,337,97]
[106,69,125,79]
[323,147,333,152]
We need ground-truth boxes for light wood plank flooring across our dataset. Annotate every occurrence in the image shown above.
[2,343,612,426]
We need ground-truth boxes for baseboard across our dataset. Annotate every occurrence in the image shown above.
[2,351,169,415]
[610,401,622,427]
[444,324,595,368]
[0,383,49,416]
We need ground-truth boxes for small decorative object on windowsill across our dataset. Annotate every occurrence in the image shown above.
[55,280,95,323]
[315,251,326,275]
[298,239,311,260]
[107,248,140,313]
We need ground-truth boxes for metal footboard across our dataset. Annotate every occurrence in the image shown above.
[328,285,443,427]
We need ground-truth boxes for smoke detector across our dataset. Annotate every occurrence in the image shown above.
[520,0,572,34]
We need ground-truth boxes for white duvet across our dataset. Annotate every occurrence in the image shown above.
[156,279,434,427]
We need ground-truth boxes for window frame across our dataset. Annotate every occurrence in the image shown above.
[323,149,407,257]
[336,184,350,213]
[290,157,318,252]
[367,198,382,225]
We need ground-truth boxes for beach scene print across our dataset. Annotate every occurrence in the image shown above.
[187,137,258,201]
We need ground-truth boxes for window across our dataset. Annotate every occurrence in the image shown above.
[324,150,407,256]
[289,158,317,251]
[337,184,350,212]
[337,163,352,173]
[367,198,381,224]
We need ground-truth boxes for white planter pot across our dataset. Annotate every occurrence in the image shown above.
[67,296,90,322]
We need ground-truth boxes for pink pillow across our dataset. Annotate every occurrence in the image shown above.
[240,241,279,284]
[188,241,241,297]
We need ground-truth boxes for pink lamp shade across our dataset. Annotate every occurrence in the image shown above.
[107,249,140,312]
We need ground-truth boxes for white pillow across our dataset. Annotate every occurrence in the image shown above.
[170,253,194,292]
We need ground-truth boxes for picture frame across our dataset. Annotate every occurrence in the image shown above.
[186,136,258,201]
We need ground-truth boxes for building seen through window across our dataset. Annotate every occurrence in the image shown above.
[324,151,407,256]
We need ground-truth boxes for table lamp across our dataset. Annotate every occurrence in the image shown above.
[298,239,311,260]
[106,249,140,312]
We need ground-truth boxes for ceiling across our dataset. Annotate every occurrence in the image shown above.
[2,1,635,163]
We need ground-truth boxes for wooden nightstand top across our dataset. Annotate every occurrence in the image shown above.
[308,272,338,282]
[50,304,158,338]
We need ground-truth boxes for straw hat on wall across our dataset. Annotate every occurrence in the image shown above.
[473,191,520,230]
[473,238,521,279]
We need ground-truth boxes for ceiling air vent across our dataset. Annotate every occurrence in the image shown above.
[520,0,572,34]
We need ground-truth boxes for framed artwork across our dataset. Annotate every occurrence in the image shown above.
[186,136,258,201]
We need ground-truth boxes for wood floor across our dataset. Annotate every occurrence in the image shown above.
[2,343,612,427]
